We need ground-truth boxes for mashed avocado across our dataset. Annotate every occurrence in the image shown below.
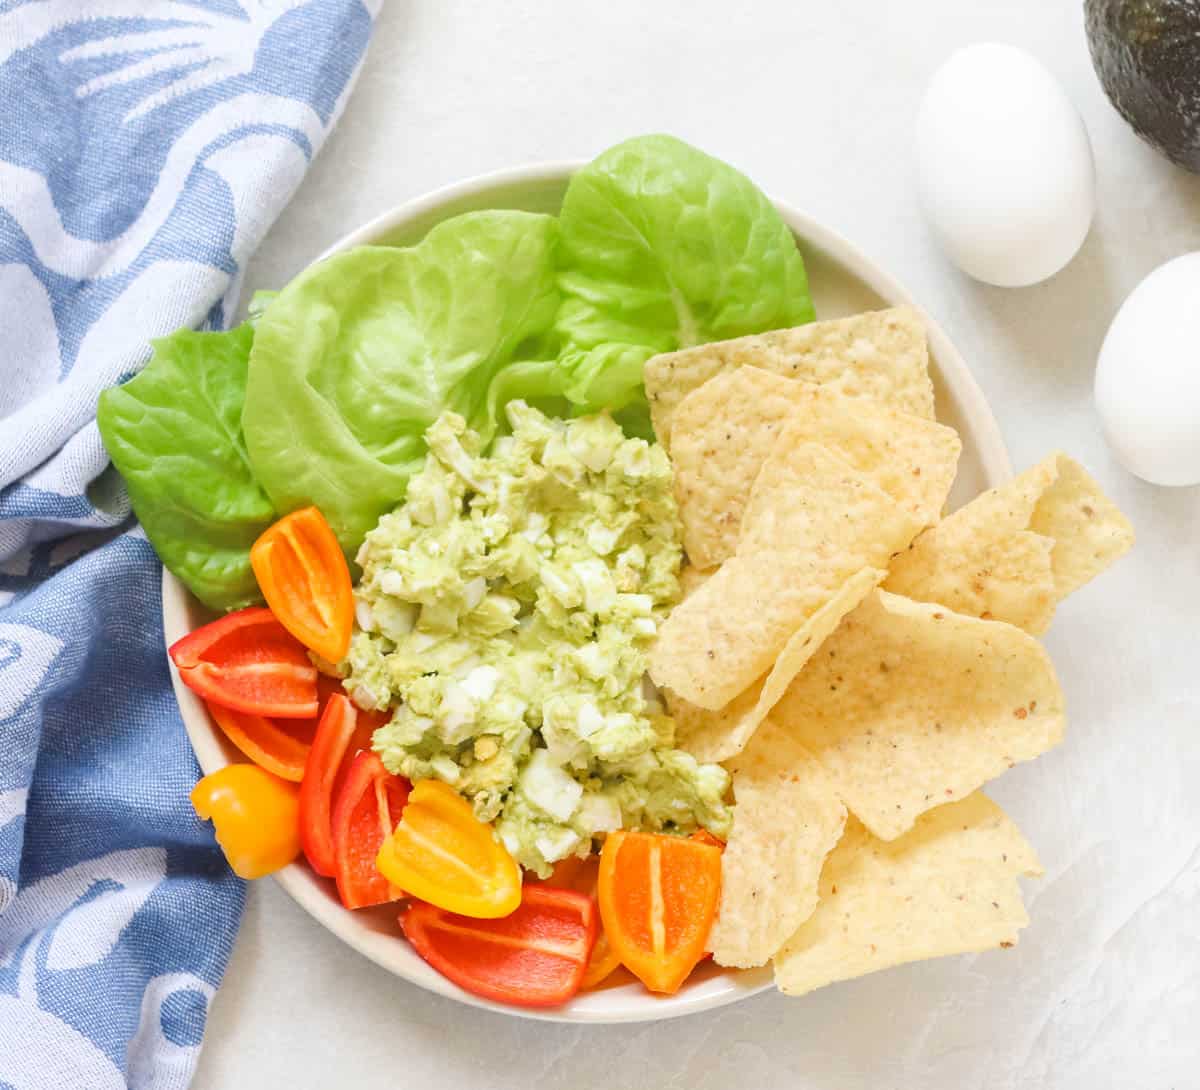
[342,402,730,875]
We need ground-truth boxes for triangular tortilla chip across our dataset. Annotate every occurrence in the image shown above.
[710,721,847,969]
[646,305,935,449]
[773,793,1042,997]
[671,567,883,763]
[650,445,923,710]
[773,590,1065,841]
[671,367,960,568]
[885,453,1133,634]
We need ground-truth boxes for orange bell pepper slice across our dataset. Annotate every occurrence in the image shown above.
[191,764,302,879]
[206,700,311,782]
[250,506,354,663]
[597,830,722,994]
[376,780,520,919]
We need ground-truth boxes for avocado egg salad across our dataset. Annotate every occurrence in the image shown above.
[347,404,729,876]
[100,134,1134,1011]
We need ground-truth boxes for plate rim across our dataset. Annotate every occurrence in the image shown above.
[164,158,1011,1025]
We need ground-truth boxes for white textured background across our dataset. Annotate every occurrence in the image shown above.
[196,1,1200,1086]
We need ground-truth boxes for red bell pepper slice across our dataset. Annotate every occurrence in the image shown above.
[299,693,389,877]
[401,885,597,1008]
[299,693,358,877]
[169,607,318,719]
[332,751,410,909]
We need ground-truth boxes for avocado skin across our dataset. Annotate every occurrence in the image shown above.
[1086,0,1200,172]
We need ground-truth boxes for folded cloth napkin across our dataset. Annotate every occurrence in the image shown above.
[0,3,375,1084]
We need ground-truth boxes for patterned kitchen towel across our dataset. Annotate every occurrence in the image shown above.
[0,2,377,1085]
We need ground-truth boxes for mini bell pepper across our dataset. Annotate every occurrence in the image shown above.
[376,780,521,919]
[332,751,410,909]
[206,700,311,782]
[401,885,596,1008]
[169,607,318,718]
[250,506,354,663]
[191,764,301,879]
[597,830,722,994]
[299,693,360,877]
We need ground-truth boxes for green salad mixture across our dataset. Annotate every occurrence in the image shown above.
[97,133,816,859]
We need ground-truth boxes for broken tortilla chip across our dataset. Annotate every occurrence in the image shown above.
[773,793,1042,996]
[773,590,1065,841]
[710,721,847,969]
[671,367,960,568]
[646,305,936,449]
[885,453,1134,634]
[671,567,883,763]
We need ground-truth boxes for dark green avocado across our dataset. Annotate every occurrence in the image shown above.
[1086,0,1200,172]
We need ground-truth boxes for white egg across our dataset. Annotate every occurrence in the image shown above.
[916,43,1095,287]
[1095,253,1200,487]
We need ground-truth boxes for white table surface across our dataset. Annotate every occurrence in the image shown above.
[194,2,1200,1086]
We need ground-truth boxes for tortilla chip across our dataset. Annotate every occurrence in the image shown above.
[646,306,936,449]
[650,449,923,710]
[773,590,1065,841]
[650,550,846,711]
[671,567,884,763]
[885,453,1133,634]
[1028,454,1135,598]
[671,368,960,568]
[773,793,1042,996]
[709,721,847,969]
[736,441,926,559]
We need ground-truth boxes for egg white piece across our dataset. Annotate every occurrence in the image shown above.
[916,43,1095,287]
[1095,253,1200,487]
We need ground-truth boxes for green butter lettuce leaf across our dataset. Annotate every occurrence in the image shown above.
[242,210,561,553]
[97,324,275,610]
[554,134,816,413]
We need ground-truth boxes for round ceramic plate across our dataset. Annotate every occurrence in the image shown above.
[164,162,1011,1024]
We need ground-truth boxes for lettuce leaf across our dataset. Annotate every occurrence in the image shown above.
[97,324,275,610]
[554,134,815,413]
[242,211,561,553]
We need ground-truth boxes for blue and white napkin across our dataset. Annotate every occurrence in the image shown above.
[0,3,375,1084]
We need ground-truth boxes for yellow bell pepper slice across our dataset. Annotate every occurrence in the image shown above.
[376,780,520,918]
[191,764,302,879]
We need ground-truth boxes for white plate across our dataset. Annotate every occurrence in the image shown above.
[163,161,1011,1024]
